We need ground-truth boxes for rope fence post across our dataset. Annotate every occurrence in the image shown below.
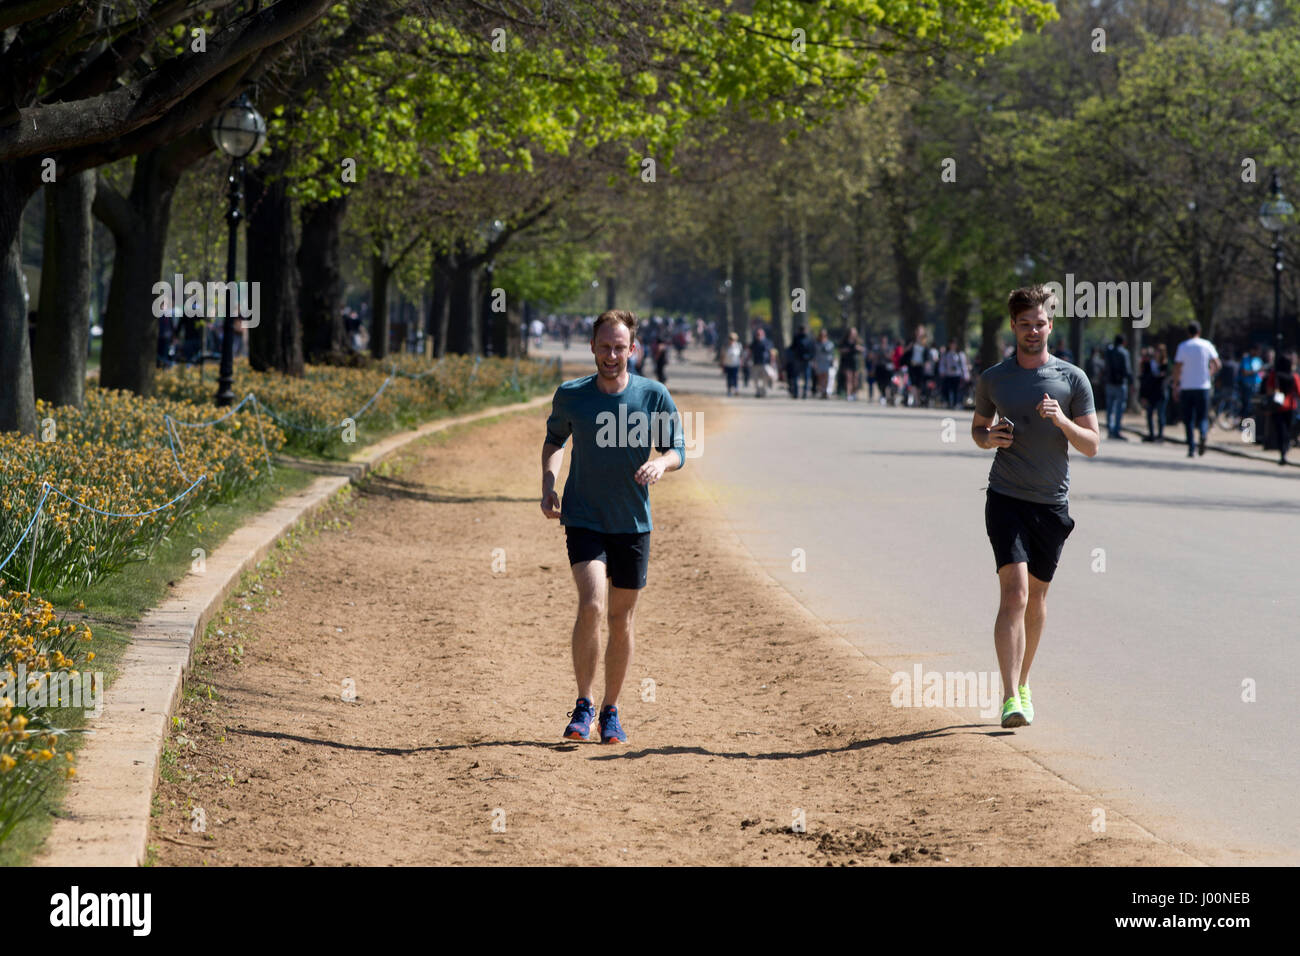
[249,393,274,476]
[25,496,42,593]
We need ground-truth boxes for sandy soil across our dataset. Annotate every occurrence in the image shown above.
[150,395,1192,866]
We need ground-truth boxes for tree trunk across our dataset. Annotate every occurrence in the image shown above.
[370,251,393,359]
[34,169,95,408]
[892,215,925,341]
[1069,309,1085,368]
[516,300,530,357]
[297,195,347,361]
[487,269,508,357]
[246,154,303,376]
[768,223,790,351]
[445,247,479,355]
[979,298,1004,371]
[720,259,733,348]
[604,274,617,311]
[794,207,810,312]
[0,172,37,434]
[420,283,431,354]
[944,268,971,349]
[730,249,750,343]
[477,266,492,356]
[96,149,180,397]
[853,196,868,337]
[430,248,451,357]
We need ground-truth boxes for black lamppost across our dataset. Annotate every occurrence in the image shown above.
[1259,170,1294,359]
[209,93,266,405]
[836,283,853,327]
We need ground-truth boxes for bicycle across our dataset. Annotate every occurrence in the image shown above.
[1212,389,1246,430]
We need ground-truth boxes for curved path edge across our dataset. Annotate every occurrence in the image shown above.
[34,395,551,867]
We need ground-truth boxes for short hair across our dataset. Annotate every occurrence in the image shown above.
[1187,321,1201,337]
[592,309,637,339]
[1008,285,1055,322]
[1113,334,1124,346]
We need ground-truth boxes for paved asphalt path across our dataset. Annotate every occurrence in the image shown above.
[537,339,1299,864]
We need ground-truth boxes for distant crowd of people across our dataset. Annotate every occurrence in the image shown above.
[1086,324,1299,464]
[533,309,1300,465]
[714,318,1299,465]
[720,324,976,409]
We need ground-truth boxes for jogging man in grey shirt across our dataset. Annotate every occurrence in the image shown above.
[971,285,1100,728]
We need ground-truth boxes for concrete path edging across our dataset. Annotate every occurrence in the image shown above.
[34,394,551,866]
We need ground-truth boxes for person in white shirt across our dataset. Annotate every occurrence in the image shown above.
[939,340,971,408]
[1172,321,1221,458]
[720,331,743,396]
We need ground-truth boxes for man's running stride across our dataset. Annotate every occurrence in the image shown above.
[541,310,685,743]
[971,286,1099,728]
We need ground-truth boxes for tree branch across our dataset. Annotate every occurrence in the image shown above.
[90,173,136,240]
[0,0,78,32]
[0,0,334,161]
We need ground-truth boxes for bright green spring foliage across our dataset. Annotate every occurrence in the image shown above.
[275,0,1057,202]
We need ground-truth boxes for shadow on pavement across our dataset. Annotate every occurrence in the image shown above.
[357,473,535,505]
[228,727,582,755]
[586,725,982,761]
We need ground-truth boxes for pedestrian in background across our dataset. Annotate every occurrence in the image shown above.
[1172,321,1221,458]
[1104,334,1133,440]
[1262,354,1300,465]
[940,339,971,409]
[1139,343,1169,442]
[750,326,776,398]
[653,338,669,384]
[812,328,836,399]
[873,337,893,404]
[1087,346,1105,404]
[1240,344,1263,420]
[840,327,865,400]
[789,325,813,399]
[721,331,742,396]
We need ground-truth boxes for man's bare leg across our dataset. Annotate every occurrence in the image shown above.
[994,562,1029,702]
[602,584,639,709]
[1021,573,1050,684]
[570,560,606,701]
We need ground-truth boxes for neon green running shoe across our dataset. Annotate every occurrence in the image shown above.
[1019,684,1033,725]
[1000,695,1026,728]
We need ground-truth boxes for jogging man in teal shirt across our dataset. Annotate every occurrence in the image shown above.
[541,309,686,743]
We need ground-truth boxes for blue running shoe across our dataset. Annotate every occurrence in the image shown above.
[599,704,627,744]
[563,698,596,740]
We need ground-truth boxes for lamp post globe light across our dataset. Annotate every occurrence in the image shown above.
[837,283,853,325]
[1259,170,1294,358]
[209,93,267,406]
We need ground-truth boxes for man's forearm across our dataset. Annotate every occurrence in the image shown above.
[971,425,995,449]
[542,442,564,492]
[1058,419,1099,457]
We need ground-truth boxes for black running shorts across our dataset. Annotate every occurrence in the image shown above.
[564,526,651,589]
[984,488,1075,582]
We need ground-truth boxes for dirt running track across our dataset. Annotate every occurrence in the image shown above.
[150,397,1191,866]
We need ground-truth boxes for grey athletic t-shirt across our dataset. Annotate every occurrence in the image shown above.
[974,353,1095,505]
